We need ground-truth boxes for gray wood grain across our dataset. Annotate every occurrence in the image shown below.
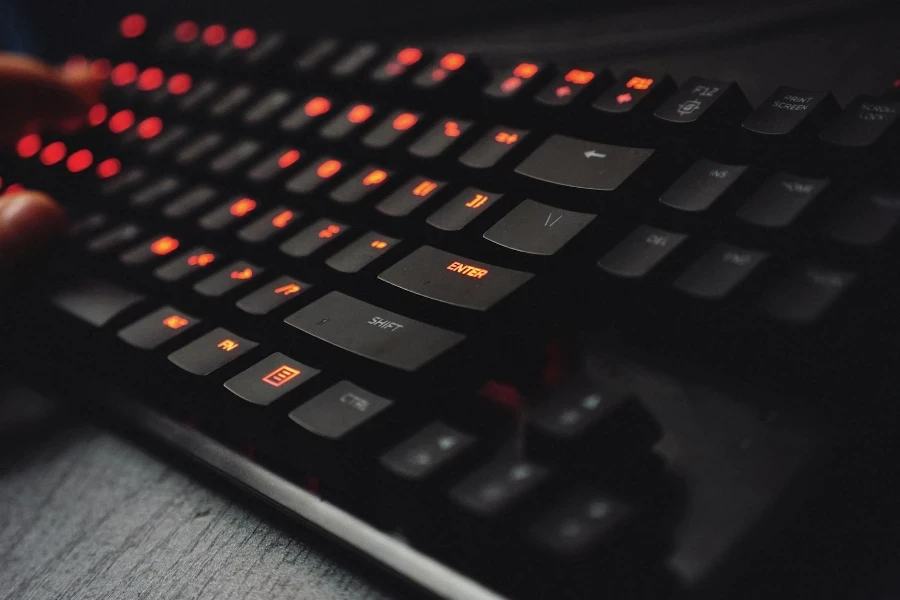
[0,386,395,600]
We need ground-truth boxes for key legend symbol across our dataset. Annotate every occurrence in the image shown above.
[274,283,302,296]
[261,364,301,387]
[162,314,189,329]
[217,339,240,352]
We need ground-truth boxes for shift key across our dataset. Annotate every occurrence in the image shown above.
[285,292,464,371]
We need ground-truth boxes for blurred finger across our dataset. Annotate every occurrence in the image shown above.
[0,191,66,266]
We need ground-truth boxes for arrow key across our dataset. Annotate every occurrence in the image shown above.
[483,199,595,256]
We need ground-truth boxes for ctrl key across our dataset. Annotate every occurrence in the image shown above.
[289,381,393,440]
[168,328,258,375]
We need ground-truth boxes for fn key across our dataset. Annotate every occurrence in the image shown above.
[169,328,258,375]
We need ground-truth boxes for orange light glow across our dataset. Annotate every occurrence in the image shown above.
[137,117,164,139]
[362,169,388,186]
[465,193,489,209]
[175,21,199,43]
[88,104,108,126]
[397,47,423,66]
[616,93,633,105]
[40,142,67,166]
[412,180,438,197]
[217,338,240,352]
[304,96,332,117]
[202,24,227,47]
[392,112,418,131]
[446,261,489,279]
[91,59,111,78]
[444,121,461,137]
[271,210,294,228]
[120,14,147,39]
[565,69,595,85]
[232,28,257,49]
[430,68,448,82]
[188,253,215,267]
[317,159,342,178]
[384,62,404,77]
[110,62,138,86]
[66,149,94,173]
[231,268,254,280]
[162,315,190,329]
[500,77,522,93]
[625,76,653,90]
[278,150,301,168]
[440,53,466,71]
[318,224,341,239]
[167,73,192,95]
[96,158,121,179]
[513,63,539,79]
[109,110,135,134]
[262,365,301,387]
[370,240,388,249]
[494,131,519,144]
[347,104,373,124]
[555,86,572,98]
[151,236,180,255]
[16,134,41,159]
[274,283,302,296]
[138,67,165,91]
[229,198,257,217]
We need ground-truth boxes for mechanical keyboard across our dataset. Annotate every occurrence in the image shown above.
[3,12,900,599]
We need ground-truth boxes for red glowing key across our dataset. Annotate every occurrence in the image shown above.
[513,63,539,79]
[40,142,67,166]
[110,62,138,86]
[202,24,227,47]
[167,73,192,95]
[440,53,466,71]
[392,112,418,131]
[151,236,180,256]
[564,69,595,85]
[16,134,41,159]
[499,76,522,93]
[175,21,199,43]
[362,169,388,186]
[88,104,108,127]
[271,210,294,228]
[397,47,423,66]
[137,117,164,139]
[232,28,257,50]
[137,67,165,91]
[347,104,373,124]
[97,158,122,179]
[109,110,135,134]
[66,149,94,173]
[120,14,147,39]
[317,159,342,179]
[278,150,301,169]
[230,198,257,217]
[304,97,331,117]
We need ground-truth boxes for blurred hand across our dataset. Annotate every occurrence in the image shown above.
[0,54,104,266]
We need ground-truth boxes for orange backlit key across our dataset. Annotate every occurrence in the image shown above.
[194,260,264,297]
[168,328,258,376]
[120,235,180,266]
[279,95,334,133]
[377,177,446,217]
[459,126,528,169]
[371,47,426,83]
[280,218,349,258]
[118,306,199,350]
[412,52,472,90]
[285,157,345,194]
[408,118,473,159]
[320,103,376,140]
[593,69,666,114]
[199,197,258,231]
[536,67,607,108]
[238,207,303,244]
[362,110,422,149]
[484,62,547,99]
[247,147,304,183]
[236,276,311,316]
[326,232,400,273]
[427,188,500,231]
[225,353,320,406]
[331,167,392,204]
[154,247,219,282]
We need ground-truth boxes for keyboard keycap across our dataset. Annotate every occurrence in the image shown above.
[376,177,445,217]
[68,212,108,238]
[412,52,470,90]
[118,306,199,349]
[146,125,192,157]
[326,232,400,273]
[237,207,301,243]
[450,455,549,516]
[279,96,333,133]
[154,247,219,282]
[198,196,258,231]
[129,176,181,207]
[208,84,254,118]
[209,139,262,174]
[370,46,426,83]
[247,147,303,182]
[330,42,379,78]
[330,167,391,204]
[427,188,500,231]
[362,110,421,149]
[175,132,225,166]
[653,77,733,124]
[236,276,310,315]
[168,328,258,375]
[484,62,548,100]
[294,38,339,73]
[52,279,144,327]
[516,135,653,192]
[459,126,527,169]
[285,291,464,371]
[535,68,601,107]
[825,191,900,246]
[598,225,686,278]
[194,260,263,297]
[483,200,595,255]
[120,234,181,266]
[593,70,663,114]
[742,86,830,135]
[674,244,767,299]
[99,166,147,196]
[242,88,293,125]
[280,218,349,257]
[87,223,142,253]
[163,185,219,219]
[289,380,392,440]
[285,157,344,194]
[660,159,747,212]
[380,422,475,480]
[762,265,855,324]
[408,118,472,159]
[177,78,220,112]
[379,246,533,311]
[529,489,633,556]
[224,352,319,406]
[320,103,375,140]
[738,173,828,228]
[820,96,900,147]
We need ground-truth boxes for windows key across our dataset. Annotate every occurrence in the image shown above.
[224,352,320,406]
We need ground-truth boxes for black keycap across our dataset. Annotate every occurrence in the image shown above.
[459,126,528,169]
[168,328,258,376]
[598,225,687,278]
[379,246,533,311]
[175,132,225,166]
[370,46,426,83]
[516,135,654,192]
[660,159,747,212]
[237,207,301,243]
[243,32,286,67]
[118,306,199,349]
[825,192,900,246]
[285,292,464,371]
[194,261,263,297]
[280,218,349,257]
[87,223,142,253]
[376,177,445,217]
[129,176,181,207]
[362,110,422,149]
[535,68,602,107]
[279,96,334,133]
[330,42,379,78]
[177,78,220,112]
[146,125,192,157]
[294,38,339,73]
[427,188,500,231]
[320,103,376,140]
[820,96,900,147]
[380,422,475,480]
[52,279,144,327]
[742,86,830,135]
[198,196,259,231]
[529,489,633,556]
[120,235,182,266]
[450,455,549,517]
[593,70,663,114]
[68,212,108,238]
[242,89,293,125]
[326,232,400,273]
[99,166,147,196]
[408,118,472,159]
[412,52,470,90]
[236,276,311,316]
[674,244,767,299]
[285,157,345,194]
[288,381,392,440]
[224,352,320,406]
[654,77,733,124]
[530,383,632,440]
[163,185,219,219]
[484,62,547,100]
[738,173,828,228]
[483,199,595,256]
[762,265,855,324]
[208,139,262,174]
[154,247,220,282]
[330,167,392,204]
[247,147,303,183]
[208,84,254,118]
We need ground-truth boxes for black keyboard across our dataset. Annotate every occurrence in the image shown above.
[3,12,900,600]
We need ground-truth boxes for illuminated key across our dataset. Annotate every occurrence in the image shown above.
[593,69,665,114]
[154,247,219,282]
[371,47,426,83]
[238,207,302,244]
[330,167,392,205]
[285,158,344,195]
[412,52,471,90]
[16,134,42,159]
[40,141,67,166]
[224,353,319,406]
[362,110,422,149]
[118,306,199,350]
[459,126,528,169]
[377,177,446,217]
[330,42,378,78]
[326,232,400,273]
[536,67,604,107]
[427,188,500,231]
[247,147,303,183]
[279,96,333,133]
[167,73,193,95]
[120,235,180,266]
[280,218,349,258]
[408,117,473,159]
[137,67,165,91]
[169,328,258,376]
[120,14,147,39]
[236,276,311,316]
[198,197,258,231]
[485,62,547,99]
[194,261,264,297]
[320,103,375,141]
